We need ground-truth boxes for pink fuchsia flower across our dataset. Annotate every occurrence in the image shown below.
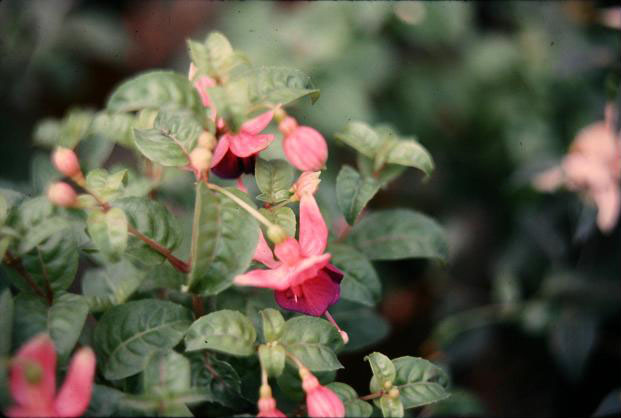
[6,334,96,418]
[211,110,275,179]
[279,116,328,171]
[188,63,216,109]
[256,384,286,418]
[300,368,345,418]
[533,104,621,233]
[235,174,344,317]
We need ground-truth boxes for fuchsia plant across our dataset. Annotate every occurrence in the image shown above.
[0,32,450,417]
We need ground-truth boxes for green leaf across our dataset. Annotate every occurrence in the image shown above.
[86,168,128,202]
[94,299,192,380]
[385,140,434,176]
[11,294,47,350]
[89,112,135,147]
[235,66,320,106]
[330,303,389,353]
[48,293,89,362]
[259,207,296,238]
[82,260,145,312]
[279,316,343,371]
[86,208,128,261]
[17,216,68,255]
[188,32,248,78]
[329,244,381,307]
[549,309,597,381]
[326,382,373,418]
[76,134,115,171]
[0,194,8,227]
[112,197,180,266]
[349,209,448,261]
[134,109,203,167]
[258,343,286,377]
[143,350,191,397]
[392,356,450,409]
[379,395,404,418]
[0,290,14,357]
[335,121,384,158]
[86,384,126,417]
[357,154,406,187]
[59,108,96,148]
[33,119,62,147]
[185,309,257,356]
[336,165,380,225]
[206,81,251,133]
[190,354,244,409]
[187,184,259,295]
[107,71,202,115]
[255,158,294,204]
[260,308,285,342]
[365,352,396,389]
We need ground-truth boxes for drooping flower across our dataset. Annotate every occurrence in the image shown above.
[211,110,275,179]
[533,103,621,233]
[235,172,343,317]
[6,334,96,418]
[279,116,328,171]
[300,367,345,418]
[256,383,286,418]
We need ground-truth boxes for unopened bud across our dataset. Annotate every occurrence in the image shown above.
[267,225,287,245]
[278,116,298,137]
[47,182,77,208]
[383,381,393,391]
[52,147,81,177]
[259,384,272,399]
[197,131,217,150]
[189,147,212,175]
[388,387,400,399]
[273,107,287,124]
[339,330,349,344]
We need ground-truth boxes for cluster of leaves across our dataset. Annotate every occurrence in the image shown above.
[0,32,449,417]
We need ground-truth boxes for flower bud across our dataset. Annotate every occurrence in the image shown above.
[52,147,81,177]
[274,237,301,265]
[282,124,328,171]
[273,107,287,124]
[189,147,213,176]
[300,368,345,418]
[257,384,286,418]
[291,171,321,200]
[388,388,400,399]
[47,182,77,208]
[267,225,287,245]
[198,131,217,150]
[278,116,297,135]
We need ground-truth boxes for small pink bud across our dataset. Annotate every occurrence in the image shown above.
[282,124,328,172]
[47,182,77,208]
[274,237,302,265]
[52,147,81,178]
[278,116,298,137]
[189,147,212,177]
[300,369,345,418]
[291,171,321,200]
[257,384,286,418]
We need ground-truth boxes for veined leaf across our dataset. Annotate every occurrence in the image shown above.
[86,208,128,262]
[185,309,257,356]
[259,207,296,238]
[48,293,89,362]
[82,260,145,312]
[379,395,404,418]
[235,66,320,106]
[279,316,343,371]
[335,121,384,158]
[188,32,248,79]
[385,139,433,176]
[329,244,380,307]
[258,343,286,377]
[143,350,191,397]
[255,158,294,204]
[327,382,373,418]
[365,352,396,389]
[392,356,450,409]
[189,354,245,409]
[336,165,380,225]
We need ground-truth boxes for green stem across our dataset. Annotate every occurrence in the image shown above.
[206,183,277,229]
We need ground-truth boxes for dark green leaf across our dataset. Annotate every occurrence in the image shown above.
[330,303,389,352]
[0,290,13,356]
[48,293,89,362]
[255,159,294,204]
[86,384,126,417]
[190,354,245,409]
[336,165,380,225]
[82,260,145,312]
[329,244,381,307]
[279,316,343,371]
[357,154,406,188]
[94,299,192,380]
[392,356,450,409]
[235,66,320,106]
[11,294,47,350]
[187,184,259,295]
[185,309,257,356]
[143,350,191,397]
[327,382,373,418]
[549,309,597,381]
[349,209,448,261]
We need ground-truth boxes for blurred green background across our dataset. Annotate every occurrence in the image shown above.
[1,1,619,416]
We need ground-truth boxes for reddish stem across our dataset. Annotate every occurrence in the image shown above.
[3,251,52,305]
[126,225,190,273]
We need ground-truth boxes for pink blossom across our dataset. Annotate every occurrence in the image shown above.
[6,334,96,418]
[211,110,275,179]
[279,116,328,171]
[235,179,343,316]
[256,384,286,417]
[300,368,345,418]
[534,104,621,233]
[188,63,216,109]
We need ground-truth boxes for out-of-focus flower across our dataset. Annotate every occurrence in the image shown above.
[300,367,345,418]
[211,110,275,179]
[189,63,217,109]
[533,104,621,232]
[279,116,328,171]
[599,7,621,30]
[47,182,77,208]
[6,334,96,418]
[256,384,286,418]
[52,147,81,178]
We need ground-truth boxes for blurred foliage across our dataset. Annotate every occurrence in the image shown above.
[1,1,619,417]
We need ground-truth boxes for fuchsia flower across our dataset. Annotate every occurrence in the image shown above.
[300,368,345,418]
[234,172,344,317]
[279,116,328,171]
[256,384,286,418]
[534,104,621,233]
[189,63,216,109]
[211,110,276,179]
[6,334,96,418]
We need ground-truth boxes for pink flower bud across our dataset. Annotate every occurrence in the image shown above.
[257,384,286,418]
[52,147,81,178]
[47,182,77,208]
[282,124,328,172]
[189,147,212,178]
[292,171,321,200]
[274,237,302,265]
[278,116,298,137]
[300,369,345,418]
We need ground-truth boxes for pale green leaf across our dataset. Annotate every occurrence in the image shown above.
[336,165,380,225]
[260,308,285,342]
[385,139,434,176]
[335,121,384,158]
[259,207,296,238]
[279,316,343,371]
[365,352,396,388]
[184,309,257,356]
[379,395,404,418]
[235,66,320,106]
[143,350,191,397]
[255,158,293,204]
[258,343,286,377]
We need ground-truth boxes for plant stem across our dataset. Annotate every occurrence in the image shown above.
[206,183,276,229]
[359,391,383,401]
[3,251,52,305]
[126,225,190,273]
